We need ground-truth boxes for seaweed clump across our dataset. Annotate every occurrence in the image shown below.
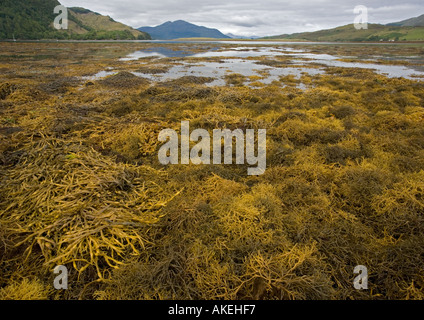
[0,135,178,279]
[98,71,150,89]
[1,42,424,300]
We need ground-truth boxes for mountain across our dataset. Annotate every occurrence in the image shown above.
[138,20,230,40]
[226,33,260,39]
[0,0,150,40]
[387,14,424,27]
[264,22,424,42]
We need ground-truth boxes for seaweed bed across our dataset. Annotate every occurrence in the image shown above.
[0,42,424,300]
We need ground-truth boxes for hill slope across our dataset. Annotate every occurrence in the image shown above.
[66,7,150,40]
[0,0,150,40]
[138,20,230,40]
[265,23,424,42]
[388,14,424,27]
[0,0,62,39]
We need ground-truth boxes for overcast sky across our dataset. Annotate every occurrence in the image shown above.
[59,0,424,37]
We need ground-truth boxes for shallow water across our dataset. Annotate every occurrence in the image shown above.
[90,43,424,86]
[121,46,305,60]
[132,58,323,87]
[81,70,116,81]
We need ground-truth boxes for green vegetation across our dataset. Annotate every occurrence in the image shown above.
[0,0,62,39]
[0,0,150,40]
[265,24,424,42]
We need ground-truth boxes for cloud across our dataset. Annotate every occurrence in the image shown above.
[222,15,267,28]
[59,0,424,37]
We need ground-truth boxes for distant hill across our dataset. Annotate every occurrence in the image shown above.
[138,20,230,40]
[226,33,260,39]
[0,0,150,40]
[387,14,424,27]
[264,23,424,42]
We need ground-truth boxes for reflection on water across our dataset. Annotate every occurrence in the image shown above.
[120,47,200,59]
[89,44,424,87]
[120,46,304,60]
[81,70,116,81]
[132,58,323,87]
